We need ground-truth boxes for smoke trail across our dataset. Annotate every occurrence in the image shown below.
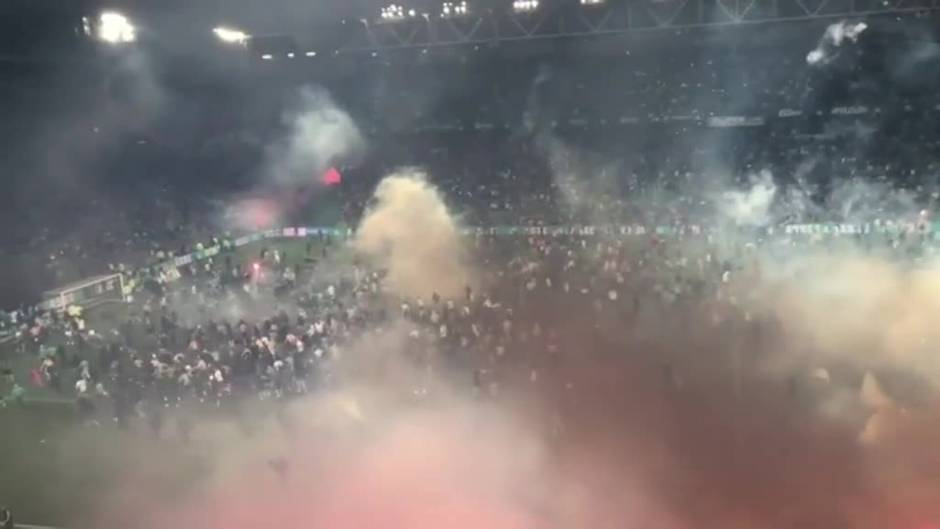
[807,20,868,66]
[264,86,364,186]
[353,169,474,300]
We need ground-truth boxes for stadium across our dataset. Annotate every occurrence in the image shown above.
[1,0,940,528]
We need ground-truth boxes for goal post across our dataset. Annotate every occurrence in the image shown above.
[40,273,126,312]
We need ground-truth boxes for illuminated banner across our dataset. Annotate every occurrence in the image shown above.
[706,116,765,128]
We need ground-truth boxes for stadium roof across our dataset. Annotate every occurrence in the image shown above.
[2,0,937,66]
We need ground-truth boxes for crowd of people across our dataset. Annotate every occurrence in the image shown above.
[3,54,940,438]
[0,209,699,420]
[1,183,933,442]
[3,12,940,528]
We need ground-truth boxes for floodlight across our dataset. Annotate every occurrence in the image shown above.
[97,11,136,44]
[380,4,407,21]
[442,1,470,17]
[512,0,539,13]
[213,26,250,45]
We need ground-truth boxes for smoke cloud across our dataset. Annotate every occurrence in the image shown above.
[219,196,284,231]
[263,85,365,187]
[807,20,868,66]
[353,169,474,300]
[81,300,940,529]
[213,85,364,234]
[54,180,940,529]
[746,252,940,382]
[22,51,940,529]
[716,169,778,227]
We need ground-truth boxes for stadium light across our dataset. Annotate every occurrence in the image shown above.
[442,1,469,17]
[580,0,605,5]
[97,11,136,44]
[379,4,424,20]
[213,26,250,45]
[512,0,539,13]
[305,51,317,57]
[380,4,406,20]
[261,53,274,60]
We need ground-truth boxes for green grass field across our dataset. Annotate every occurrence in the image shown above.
[0,400,228,528]
[0,401,90,527]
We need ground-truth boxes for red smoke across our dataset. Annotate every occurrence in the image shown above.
[85,295,940,529]
[229,197,281,230]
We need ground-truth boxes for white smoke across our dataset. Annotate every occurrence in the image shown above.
[264,86,364,186]
[716,169,778,227]
[807,20,868,66]
[826,177,919,223]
